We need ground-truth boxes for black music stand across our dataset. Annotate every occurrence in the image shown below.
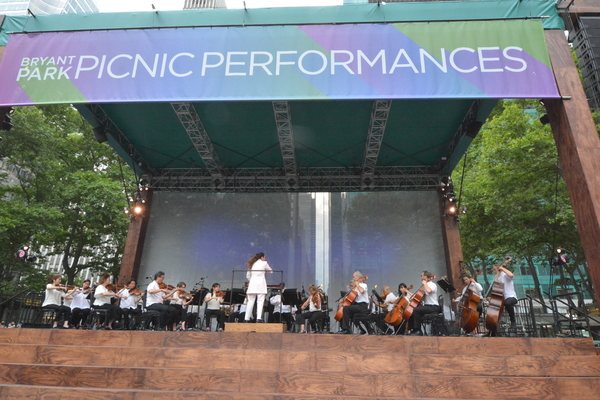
[437,277,456,293]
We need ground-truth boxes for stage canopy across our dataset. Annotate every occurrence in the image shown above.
[0,1,565,192]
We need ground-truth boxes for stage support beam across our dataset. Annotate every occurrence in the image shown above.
[544,29,600,303]
[439,191,464,296]
[361,100,391,189]
[118,189,153,286]
[272,101,298,187]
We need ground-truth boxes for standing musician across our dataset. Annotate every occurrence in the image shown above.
[204,283,226,332]
[299,285,323,333]
[490,263,517,330]
[409,271,439,336]
[41,274,71,329]
[338,271,369,335]
[93,272,123,330]
[68,279,92,329]
[119,279,142,330]
[372,286,397,333]
[146,271,179,331]
[454,273,484,313]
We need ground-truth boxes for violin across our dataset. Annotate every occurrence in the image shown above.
[105,284,123,292]
[158,283,175,291]
[334,275,368,322]
[215,291,226,297]
[129,289,143,297]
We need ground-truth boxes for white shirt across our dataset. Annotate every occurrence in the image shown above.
[42,284,64,307]
[146,281,164,307]
[461,281,483,297]
[498,272,517,300]
[354,283,369,304]
[383,292,398,312]
[246,259,273,294]
[204,292,221,310]
[422,281,439,306]
[120,289,139,310]
[270,294,292,313]
[94,285,112,306]
[70,290,90,310]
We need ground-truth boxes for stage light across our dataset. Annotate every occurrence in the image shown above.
[133,205,143,215]
[460,206,468,215]
[123,207,130,215]
[446,205,457,215]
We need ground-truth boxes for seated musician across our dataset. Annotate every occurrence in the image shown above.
[270,287,295,330]
[172,282,193,331]
[68,279,91,329]
[409,271,440,336]
[146,271,179,331]
[93,272,122,330]
[299,285,323,333]
[229,297,247,323]
[120,279,142,330]
[42,274,71,329]
[372,286,397,333]
[338,271,370,335]
[491,263,517,330]
[454,273,484,313]
[204,283,226,332]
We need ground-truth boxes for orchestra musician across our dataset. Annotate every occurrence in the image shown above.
[490,263,518,330]
[454,273,484,313]
[68,279,91,329]
[244,252,273,323]
[119,279,142,330]
[229,297,247,323]
[299,285,323,333]
[409,271,440,336]
[338,271,370,335]
[146,271,179,331]
[41,274,71,329]
[372,286,397,333]
[172,282,194,331]
[270,286,296,330]
[93,272,122,330]
[204,283,226,332]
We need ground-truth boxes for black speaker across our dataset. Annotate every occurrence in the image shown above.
[93,126,108,143]
[573,17,600,109]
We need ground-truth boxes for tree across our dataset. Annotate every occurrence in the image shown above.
[455,100,594,307]
[0,105,136,287]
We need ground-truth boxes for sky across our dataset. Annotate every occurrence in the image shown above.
[96,0,343,12]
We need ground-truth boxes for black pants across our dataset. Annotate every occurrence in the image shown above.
[301,311,323,332]
[272,312,294,330]
[409,305,440,332]
[94,303,121,325]
[205,308,225,330]
[341,303,369,331]
[504,297,518,325]
[70,307,90,327]
[121,308,141,330]
[147,303,178,329]
[43,305,71,324]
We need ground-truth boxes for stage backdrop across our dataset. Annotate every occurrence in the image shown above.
[0,19,559,105]
[137,191,447,316]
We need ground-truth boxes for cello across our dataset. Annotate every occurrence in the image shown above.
[334,275,368,322]
[384,285,414,327]
[403,274,435,322]
[485,256,512,335]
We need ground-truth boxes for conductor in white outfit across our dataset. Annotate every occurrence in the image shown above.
[244,252,273,323]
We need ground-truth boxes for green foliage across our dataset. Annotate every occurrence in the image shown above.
[455,99,593,303]
[0,105,136,287]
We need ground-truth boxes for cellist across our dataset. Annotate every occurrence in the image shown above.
[372,286,397,333]
[408,271,440,336]
[338,271,369,335]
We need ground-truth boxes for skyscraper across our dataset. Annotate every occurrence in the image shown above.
[0,0,98,16]
[183,0,226,9]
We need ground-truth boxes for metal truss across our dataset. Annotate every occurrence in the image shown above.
[171,102,223,178]
[273,101,298,178]
[150,166,440,192]
[362,100,392,177]
[85,104,154,176]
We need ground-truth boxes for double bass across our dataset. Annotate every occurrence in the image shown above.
[458,276,482,334]
[334,276,368,322]
[485,256,512,335]
[384,285,414,327]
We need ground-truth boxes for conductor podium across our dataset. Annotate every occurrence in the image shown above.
[225,322,287,333]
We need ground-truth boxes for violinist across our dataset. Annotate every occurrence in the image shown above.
[299,285,323,333]
[338,271,369,335]
[146,271,179,331]
[172,282,193,331]
[409,271,439,336]
[119,279,142,330]
[490,263,517,330]
[454,274,484,313]
[41,274,71,329]
[69,279,91,329]
[93,273,122,330]
[204,283,226,332]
